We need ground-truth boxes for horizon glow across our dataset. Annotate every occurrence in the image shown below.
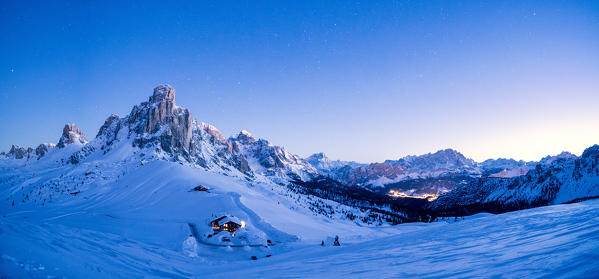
[1,1,598,163]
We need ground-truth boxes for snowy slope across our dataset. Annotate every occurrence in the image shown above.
[1,86,423,277]
[2,189,598,278]
[0,148,406,277]
[0,85,423,276]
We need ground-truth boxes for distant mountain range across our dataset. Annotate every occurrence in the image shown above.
[429,145,599,216]
[303,148,582,199]
[2,85,597,220]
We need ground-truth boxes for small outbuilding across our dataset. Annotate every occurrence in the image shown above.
[190,185,209,192]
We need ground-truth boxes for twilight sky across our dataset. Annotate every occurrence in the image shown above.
[1,1,598,163]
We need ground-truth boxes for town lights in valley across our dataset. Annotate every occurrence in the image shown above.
[387,190,439,201]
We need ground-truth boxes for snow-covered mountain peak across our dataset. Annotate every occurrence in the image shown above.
[57,123,87,148]
[582,144,599,158]
[305,152,361,170]
[539,151,577,166]
[229,132,319,182]
[391,148,477,171]
[198,122,227,142]
[5,145,33,159]
[124,85,193,153]
[36,85,322,184]
[306,152,328,162]
[234,130,257,144]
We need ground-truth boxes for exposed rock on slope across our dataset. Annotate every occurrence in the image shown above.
[305,153,364,180]
[478,158,529,176]
[57,123,88,148]
[3,128,70,160]
[231,131,319,182]
[387,149,477,172]
[128,85,193,153]
[6,145,33,159]
[35,143,56,158]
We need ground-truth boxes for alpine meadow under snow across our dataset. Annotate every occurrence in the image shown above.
[1,85,598,278]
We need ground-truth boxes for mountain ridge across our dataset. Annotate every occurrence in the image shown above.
[1,85,595,205]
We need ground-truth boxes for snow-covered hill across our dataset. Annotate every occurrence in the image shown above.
[2,186,598,278]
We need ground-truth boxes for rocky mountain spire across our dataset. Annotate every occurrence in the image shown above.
[128,85,193,152]
[35,143,56,158]
[234,130,257,144]
[150,84,176,104]
[7,145,32,159]
[57,123,88,148]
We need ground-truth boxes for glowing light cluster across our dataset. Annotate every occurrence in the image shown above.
[387,190,439,201]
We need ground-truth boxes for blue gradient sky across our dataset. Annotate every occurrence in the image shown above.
[1,1,598,162]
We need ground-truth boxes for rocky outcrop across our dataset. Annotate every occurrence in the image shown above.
[387,149,477,172]
[57,124,88,148]
[479,158,530,176]
[129,85,193,153]
[35,143,56,158]
[230,131,319,181]
[306,153,364,179]
[345,162,409,185]
[7,145,33,159]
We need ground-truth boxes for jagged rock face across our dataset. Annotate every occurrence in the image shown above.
[70,85,237,172]
[306,153,364,173]
[144,85,176,134]
[57,124,88,148]
[35,143,56,158]
[539,151,577,166]
[306,152,328,165]
[129,85,193,153]
[7,145,33,159]
[388,149,477,171]
[344,162,408,185]
[231,131,319,181]
[479,158,530,176]
[488,167,528,178]
[188,122,250,174]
